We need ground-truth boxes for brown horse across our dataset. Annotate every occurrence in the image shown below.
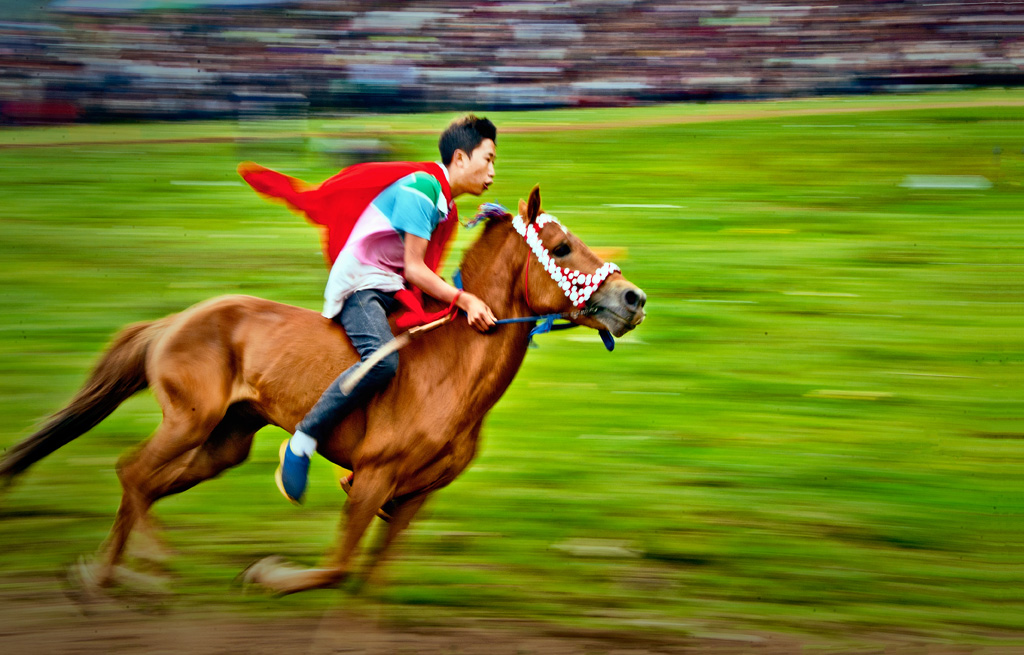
[0,186,646,595]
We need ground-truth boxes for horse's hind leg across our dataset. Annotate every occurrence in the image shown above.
[126,404,266,565]
[130,512,172,565]
[91,382,233,587]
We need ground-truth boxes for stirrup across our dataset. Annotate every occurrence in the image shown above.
[339,474,393,522]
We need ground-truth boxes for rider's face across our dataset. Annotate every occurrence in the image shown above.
[455,139,496,196]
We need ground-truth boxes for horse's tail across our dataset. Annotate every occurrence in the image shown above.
[0,319,162,484]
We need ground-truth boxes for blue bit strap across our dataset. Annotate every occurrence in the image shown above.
[529,314,557,339]
[599,329,615,352]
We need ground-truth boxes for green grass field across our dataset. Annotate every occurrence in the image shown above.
[1,89,1022,644]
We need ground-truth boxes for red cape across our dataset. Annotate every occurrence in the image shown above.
[237,160,458,273]
[237,160,460,329]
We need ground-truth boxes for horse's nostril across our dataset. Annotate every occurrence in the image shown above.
[623,289,645,310]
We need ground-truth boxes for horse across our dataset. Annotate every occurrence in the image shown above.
[0,186,646,596]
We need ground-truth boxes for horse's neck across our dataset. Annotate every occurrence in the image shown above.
[458,219,531,321]
[446,220,535,411]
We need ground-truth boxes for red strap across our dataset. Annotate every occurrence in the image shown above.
[450,289,463,314]
[523,252,538,316]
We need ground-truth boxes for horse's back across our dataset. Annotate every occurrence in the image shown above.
[153,294,331,359]
[149,295,358,428]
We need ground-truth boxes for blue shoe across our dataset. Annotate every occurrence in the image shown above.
[275,439,310,504]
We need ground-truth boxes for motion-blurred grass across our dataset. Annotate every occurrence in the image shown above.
[1,89,1022,641]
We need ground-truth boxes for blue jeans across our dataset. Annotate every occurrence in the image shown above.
[297,289,400,444]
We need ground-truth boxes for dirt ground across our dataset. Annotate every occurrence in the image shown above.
[1,581,1022,655]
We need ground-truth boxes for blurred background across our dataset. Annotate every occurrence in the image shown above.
[1,0,1024,123]
[1,2,1023,653]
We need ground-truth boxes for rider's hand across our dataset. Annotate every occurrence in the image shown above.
[458,292,496,332]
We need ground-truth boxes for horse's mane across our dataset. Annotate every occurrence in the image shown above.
[458,204,518,287]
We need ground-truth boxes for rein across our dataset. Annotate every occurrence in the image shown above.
[452,269,583,342]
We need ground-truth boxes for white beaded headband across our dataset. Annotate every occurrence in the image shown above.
[511,212,620,308]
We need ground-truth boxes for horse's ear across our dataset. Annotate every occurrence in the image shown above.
[525,185,542,224]
[518,197,528,219]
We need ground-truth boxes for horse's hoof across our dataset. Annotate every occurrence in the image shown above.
[61,556,105,612]
[110,564,171,596]
[62,560,172,615]
[237,555,285,594]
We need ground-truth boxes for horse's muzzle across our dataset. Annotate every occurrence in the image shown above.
[588,278,646,338]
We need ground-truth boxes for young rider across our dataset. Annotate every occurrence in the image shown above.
[248,115,498,504]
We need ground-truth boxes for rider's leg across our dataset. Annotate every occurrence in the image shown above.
[276,289,399,503]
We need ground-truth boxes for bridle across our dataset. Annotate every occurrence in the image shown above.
[512,211,620,312]
[466,204,620,349]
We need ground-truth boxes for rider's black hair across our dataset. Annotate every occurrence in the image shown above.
[439,115,496,166]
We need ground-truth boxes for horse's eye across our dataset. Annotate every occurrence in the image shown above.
[552,243,571,258]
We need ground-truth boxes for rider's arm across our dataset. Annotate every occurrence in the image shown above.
[403,235,495,332]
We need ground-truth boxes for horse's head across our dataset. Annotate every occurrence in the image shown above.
[515,186,646,338]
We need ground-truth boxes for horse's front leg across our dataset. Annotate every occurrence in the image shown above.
[242,464,396,595]
[355,492,430,590]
